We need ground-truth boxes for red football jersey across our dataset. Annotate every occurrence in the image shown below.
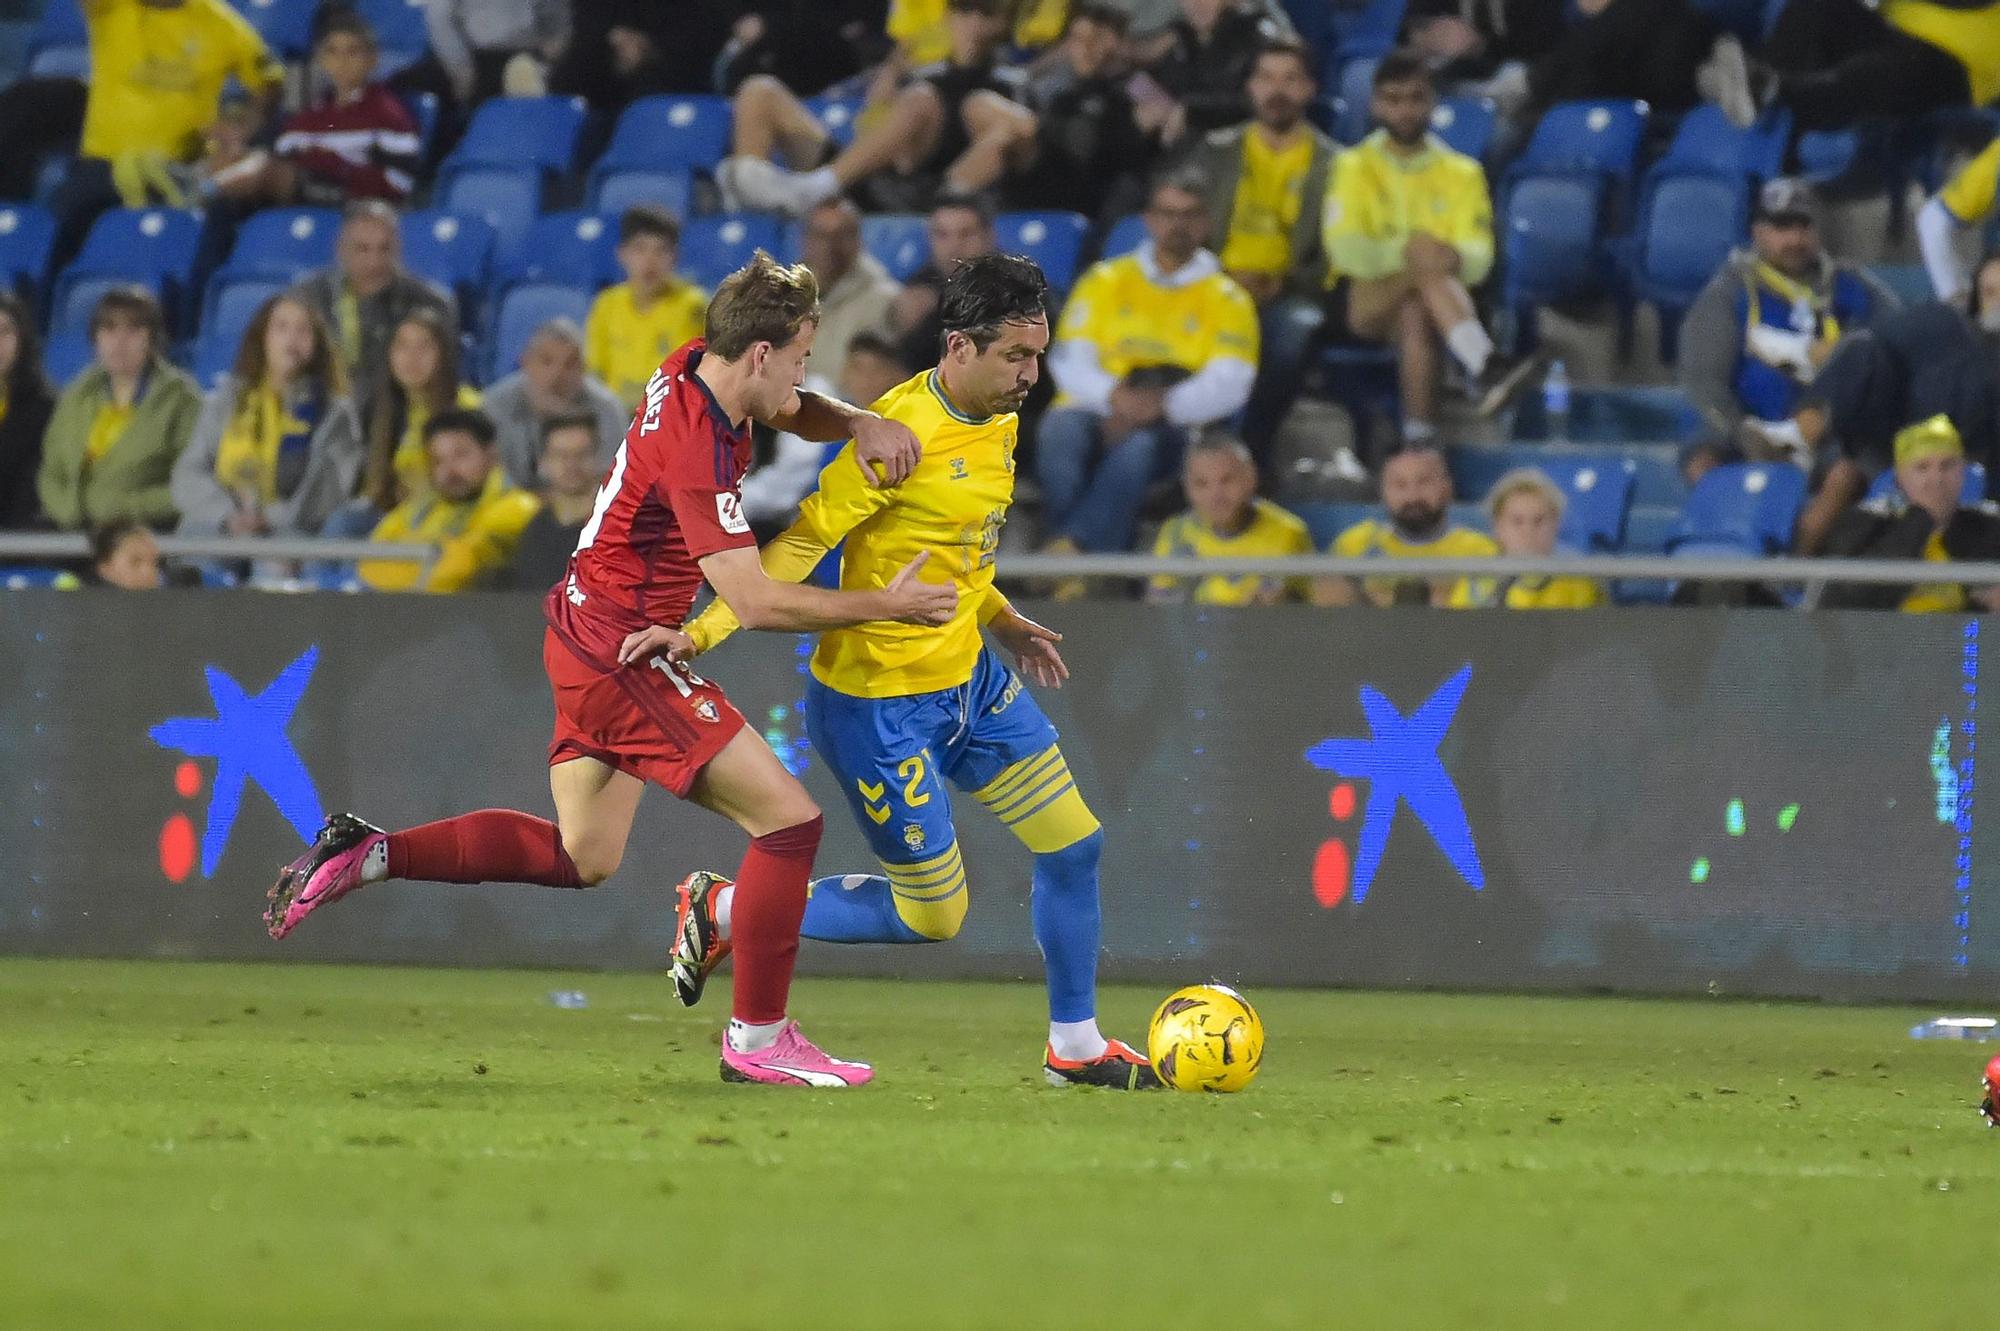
[544,340,756,666]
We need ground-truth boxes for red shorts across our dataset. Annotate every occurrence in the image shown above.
[542,627,746,798]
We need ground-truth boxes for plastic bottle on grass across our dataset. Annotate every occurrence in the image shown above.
[548,990,589,1010]
[1908,1016,1997,1040]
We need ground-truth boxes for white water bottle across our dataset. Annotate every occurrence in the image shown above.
[1542,358,1571,443]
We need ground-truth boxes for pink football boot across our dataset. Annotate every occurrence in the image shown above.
[266,813,385,939]
[719,1021,874,1088]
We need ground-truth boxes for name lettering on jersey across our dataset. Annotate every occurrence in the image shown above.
[715,492,750,535]
[566,571,586,606]
[639,370,673,435]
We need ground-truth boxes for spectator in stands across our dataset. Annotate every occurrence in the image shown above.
[360,309,484,514]
[294,202,457,411]
[1400,0,1567,102]
[1134,0,1285,152]
[1747,0,2000,132]
[706,2,878,100]
[1146,434,1312,605]
[1681,179,1898,481]
[1446,468,1603,608]
[503,413,602,591]
[0,293,56,529]
[357,408,541,592]
[482,320,627,487]
[209,10,422,210]
[87,518,165,590]
[716,0,1037,217]
[748,332,917,531]
[583,205,707,413]
[1319,53,1536,447]
[1822,415,2000,612]
[888,192,999,368]
[1314,442,1496,607]
[1919,133,2000,307]
[554,2,733,106]
[414,0,571,113]
[1040,171,1259,558]
[797,199,902,390]
[1192,39,1335,460]
[0,0,282,265]
[1014,4,1154,220]
[884,0,1068,70]
[37,288,203,532]
[1793,253,2000,553]
[171,293,363,539]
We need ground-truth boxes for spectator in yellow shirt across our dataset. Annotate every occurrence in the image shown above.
[583,205,708,413]
[1918,137,2000,307]
[1148,434,1313,605]
[1041,170,1260,555]
[1320,52,1539,444]
[358,408,542,593]
[1446,468,1605,609]
[1315,442,1497,606]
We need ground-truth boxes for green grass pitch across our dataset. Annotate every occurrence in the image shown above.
[2,957,1995,1330]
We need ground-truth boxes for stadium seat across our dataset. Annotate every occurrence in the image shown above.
[1099,213,1147,261]
[805,93,865,149]
[859,214,930,282]
[1620,502,1680,554]
[399,210,497,316]
[353,0,431,75]
[1289,501,1376,548]
[403,91,441,162]
[1865,462,1989,506]
[1669,462,1806,553]
[503,212,622,290]
[24,0,86,78]
[193,272,288,387]
[27,42,89,78]
[51,208,206,337]
[1501,174,1604,310]
[0,204,57,306]
[433,164,543,268]
[1535,455,1639,551]
[1655,104,1788,182]
[677,215,784,290]
[1628,171,1749,354]
[1329,0,1405,59]
[1430,96,1496,163]
[41,329,90,385]
[587,167,695,219]
[232,0,319,57]
[1513,100,1648,181]
[995,212,1088,292]
[594,95,732,179]
[220,207,341,281]
[448,96,589,176]
[485,281,592,382]
[1331,56,1379,145]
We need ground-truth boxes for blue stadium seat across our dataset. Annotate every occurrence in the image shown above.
[860,214,931,282]
[0,204,57,306]
[805,93,865,149]
[1865,462,1989,506]
[1099,213,1147,260]
[1330,0,1405,59]
[587,167,695,218]
[221,207,341,281]
[41,330,91,386]
[232,0,319,57]
[434,164,543,268]
[995,211,1088,292]
[1534,455,1639,551]
[485,281,592,381]
[449,96,589,175]
[1865,262,1935,307]
[1620,503,1680,554]
[1331,56,1379,144]
[403,91,441,162]
[28,43,89,78]
[399,210,497,315]
[194,272,288,387]
[1628,171,1749,350]
[1656,104,1789,182]
[1501,174,1604,309]
[1513,100,1649,180]
[353,0,431,74]
[52,208,206,337]
[677,215,784,289]
[1669,462,1806,553]
[25,0,86,77]
[1289,501,1376,549]
[1430,96,1496,163]
[594,95,732,178]
[504,211,622,290]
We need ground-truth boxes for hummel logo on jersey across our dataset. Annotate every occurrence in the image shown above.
[716,492,750,534]
[949,457,969,480]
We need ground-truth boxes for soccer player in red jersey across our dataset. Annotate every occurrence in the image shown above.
[264,254,956,1087]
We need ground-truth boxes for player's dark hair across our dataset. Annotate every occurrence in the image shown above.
[1254,37,1315,81]
[705,250,822,360]
[939,253,1048,354]
[89,517,151,569]
[618,203,680,248]
[1068,2,1130,35]
[425,407,498,449]
[539,411,598,447]
[314,5,378,50]
[1373,49,1432,91]
[89,285,166,355]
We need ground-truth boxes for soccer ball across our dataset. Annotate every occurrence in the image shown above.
[1147,984,1264,1093]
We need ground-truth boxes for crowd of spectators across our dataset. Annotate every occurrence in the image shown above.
[0,0,1996,613]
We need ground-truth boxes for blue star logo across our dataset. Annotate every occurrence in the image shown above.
[1305,664,1483,903]
[149,646,325,877]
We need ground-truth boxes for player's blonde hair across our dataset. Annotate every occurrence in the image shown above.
[1486,468,1567,525]
[704,251,821,360]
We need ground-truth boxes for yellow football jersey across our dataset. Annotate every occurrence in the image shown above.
[1331,517,1497,605]
[1220,130,1316,278]
[1053,253,1259,400]
[81,0,281,162]
[683,368,1016,698]
[586,281,708,411]
[1150,499,1315,605]
[1445,572,1605,609]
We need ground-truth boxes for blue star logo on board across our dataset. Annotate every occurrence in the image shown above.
[1304,664,1483,905]
[149,647,325,878]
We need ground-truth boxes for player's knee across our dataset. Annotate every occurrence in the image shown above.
[895,888,968,940]
[1039,827,1103,884]
[561,833,621,887]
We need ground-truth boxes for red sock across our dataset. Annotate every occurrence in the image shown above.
[729,815,823,1025]
[386,810,585,888]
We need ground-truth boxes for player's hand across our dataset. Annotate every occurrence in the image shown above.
[616,624,697,667]
[852,412,923,486]
[879,551,957,625]
[993,609,1068,689]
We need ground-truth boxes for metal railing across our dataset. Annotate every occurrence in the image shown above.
[0,534,439,567]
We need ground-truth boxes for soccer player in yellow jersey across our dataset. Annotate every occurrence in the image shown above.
[667,254,1161,1089]
[584,205,708,412]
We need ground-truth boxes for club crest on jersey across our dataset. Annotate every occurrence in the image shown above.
[715,492,750,534]
[902,822,927,853]
[949,457,969,480]
[693,698,720,723]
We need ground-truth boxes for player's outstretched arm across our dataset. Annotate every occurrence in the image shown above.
[763,393,923,484]
[699,546,955,635]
